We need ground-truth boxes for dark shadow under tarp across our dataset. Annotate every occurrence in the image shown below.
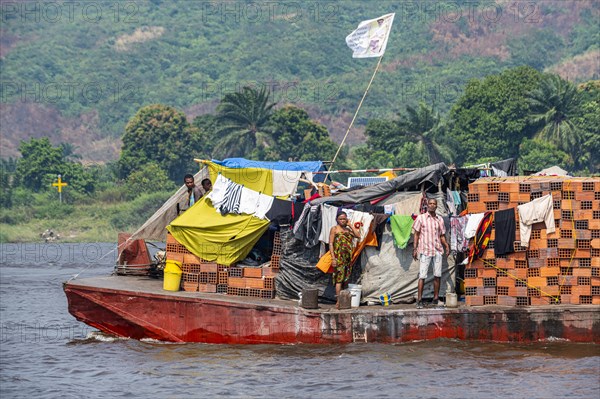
[275,229,336,303]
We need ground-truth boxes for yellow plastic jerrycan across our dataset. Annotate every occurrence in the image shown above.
[163,260,182,291]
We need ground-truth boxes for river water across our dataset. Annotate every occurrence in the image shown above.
[1,243,598,398]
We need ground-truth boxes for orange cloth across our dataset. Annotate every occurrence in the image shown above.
[316,251,333,273]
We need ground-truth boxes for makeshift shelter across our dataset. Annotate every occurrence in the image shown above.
[276,163,457,304]
[167,159,321,266]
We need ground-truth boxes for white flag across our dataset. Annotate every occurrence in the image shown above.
[345,13,395,58]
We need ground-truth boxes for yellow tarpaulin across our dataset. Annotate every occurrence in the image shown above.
[204,161,274,195]
[167,197,270,266]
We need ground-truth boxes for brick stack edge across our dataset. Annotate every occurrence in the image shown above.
[465,176,600,307]
[165,232,280,299]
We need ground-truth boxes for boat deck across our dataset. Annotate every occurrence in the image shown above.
[64,275,600,344]
[67,274,598,313]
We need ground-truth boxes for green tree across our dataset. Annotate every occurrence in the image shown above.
[119,104,199,182]
[56,162,96,195]
[266,106,339,162]
[397,102,454,164]
[395,142,431,168]
[0,167,12,208]
[508,28,564,70]
[574,81,600,173]
[14,138,96,195]
[15,138,64,191]
[363,119,403,156]
[518,138,571,174]
[348,146,396,169]
[214,86,276,158]
[59,143,82,161]
[191,114,219,159]
[448,66,542,165]
[526,74,584,156]
[124,162,176,200]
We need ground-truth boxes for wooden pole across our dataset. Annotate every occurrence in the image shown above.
[325,54,385,182]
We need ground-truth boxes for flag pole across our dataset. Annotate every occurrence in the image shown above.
[324,54,385,182]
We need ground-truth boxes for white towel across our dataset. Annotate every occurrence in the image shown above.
[318,204,339,244]
[272,170,302,197]
[206,174,230,209]
[464,212,485,239]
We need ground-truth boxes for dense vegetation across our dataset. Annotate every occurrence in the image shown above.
[2,1,598,159]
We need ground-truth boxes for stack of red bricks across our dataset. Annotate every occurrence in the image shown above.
[165,231,281,299]
[464,176,600,307]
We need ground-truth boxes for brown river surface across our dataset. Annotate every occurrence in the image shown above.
[1,243,599,398]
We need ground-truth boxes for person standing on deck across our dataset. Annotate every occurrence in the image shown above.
[412,198,450,309]
[329,211,361,309]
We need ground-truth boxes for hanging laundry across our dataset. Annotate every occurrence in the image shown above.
[254,193,274,219]
[265,198,293,225]
[494,208,516,255]
[446,188,456,216]
[468,212,493,263]
[206,174,230,209]
[450,214,470,253]
[394,194,422,216]
[304,205,322,248]
[220,180,243,215]
[370,213,389,250]
[517,194,555,247]
[272,170,302,196]
[292,201,305,224]
[490,158,517,176]
[464,212,485,239]
[390,215,414,249]
[318,204,339,244]
[346,208,374,244]
[293,204,311,238]
[419,193,428,214]
[238,186,260,215]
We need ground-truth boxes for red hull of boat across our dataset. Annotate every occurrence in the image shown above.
[64,276,600,344]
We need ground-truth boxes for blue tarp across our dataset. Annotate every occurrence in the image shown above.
[212,158,323,172]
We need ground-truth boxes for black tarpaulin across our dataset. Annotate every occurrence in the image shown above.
[310,163,449,206]
[275,228,336,302]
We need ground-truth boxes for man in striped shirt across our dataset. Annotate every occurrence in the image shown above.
[412,198,450,309]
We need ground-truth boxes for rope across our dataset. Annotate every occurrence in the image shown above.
[68,243,120,282]
[479,257,560,304]
[324,54,385,182]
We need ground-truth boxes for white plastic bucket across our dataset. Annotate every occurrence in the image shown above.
[348,284,362,307]
[446,292,458,308]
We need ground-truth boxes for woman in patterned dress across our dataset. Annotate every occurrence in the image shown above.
[329,211,361,308]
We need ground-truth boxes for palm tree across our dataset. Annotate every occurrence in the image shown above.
[397,102,454,164]
[526,74,583,153]
[214,86,276,157]
[59,142,82,161]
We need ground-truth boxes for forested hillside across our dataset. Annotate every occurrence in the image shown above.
[2,0,598,162]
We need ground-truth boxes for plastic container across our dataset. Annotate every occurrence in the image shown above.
[348,284,362,307]
[446,292,458,308]
[163,260,182,291]
[379,293,392,306]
